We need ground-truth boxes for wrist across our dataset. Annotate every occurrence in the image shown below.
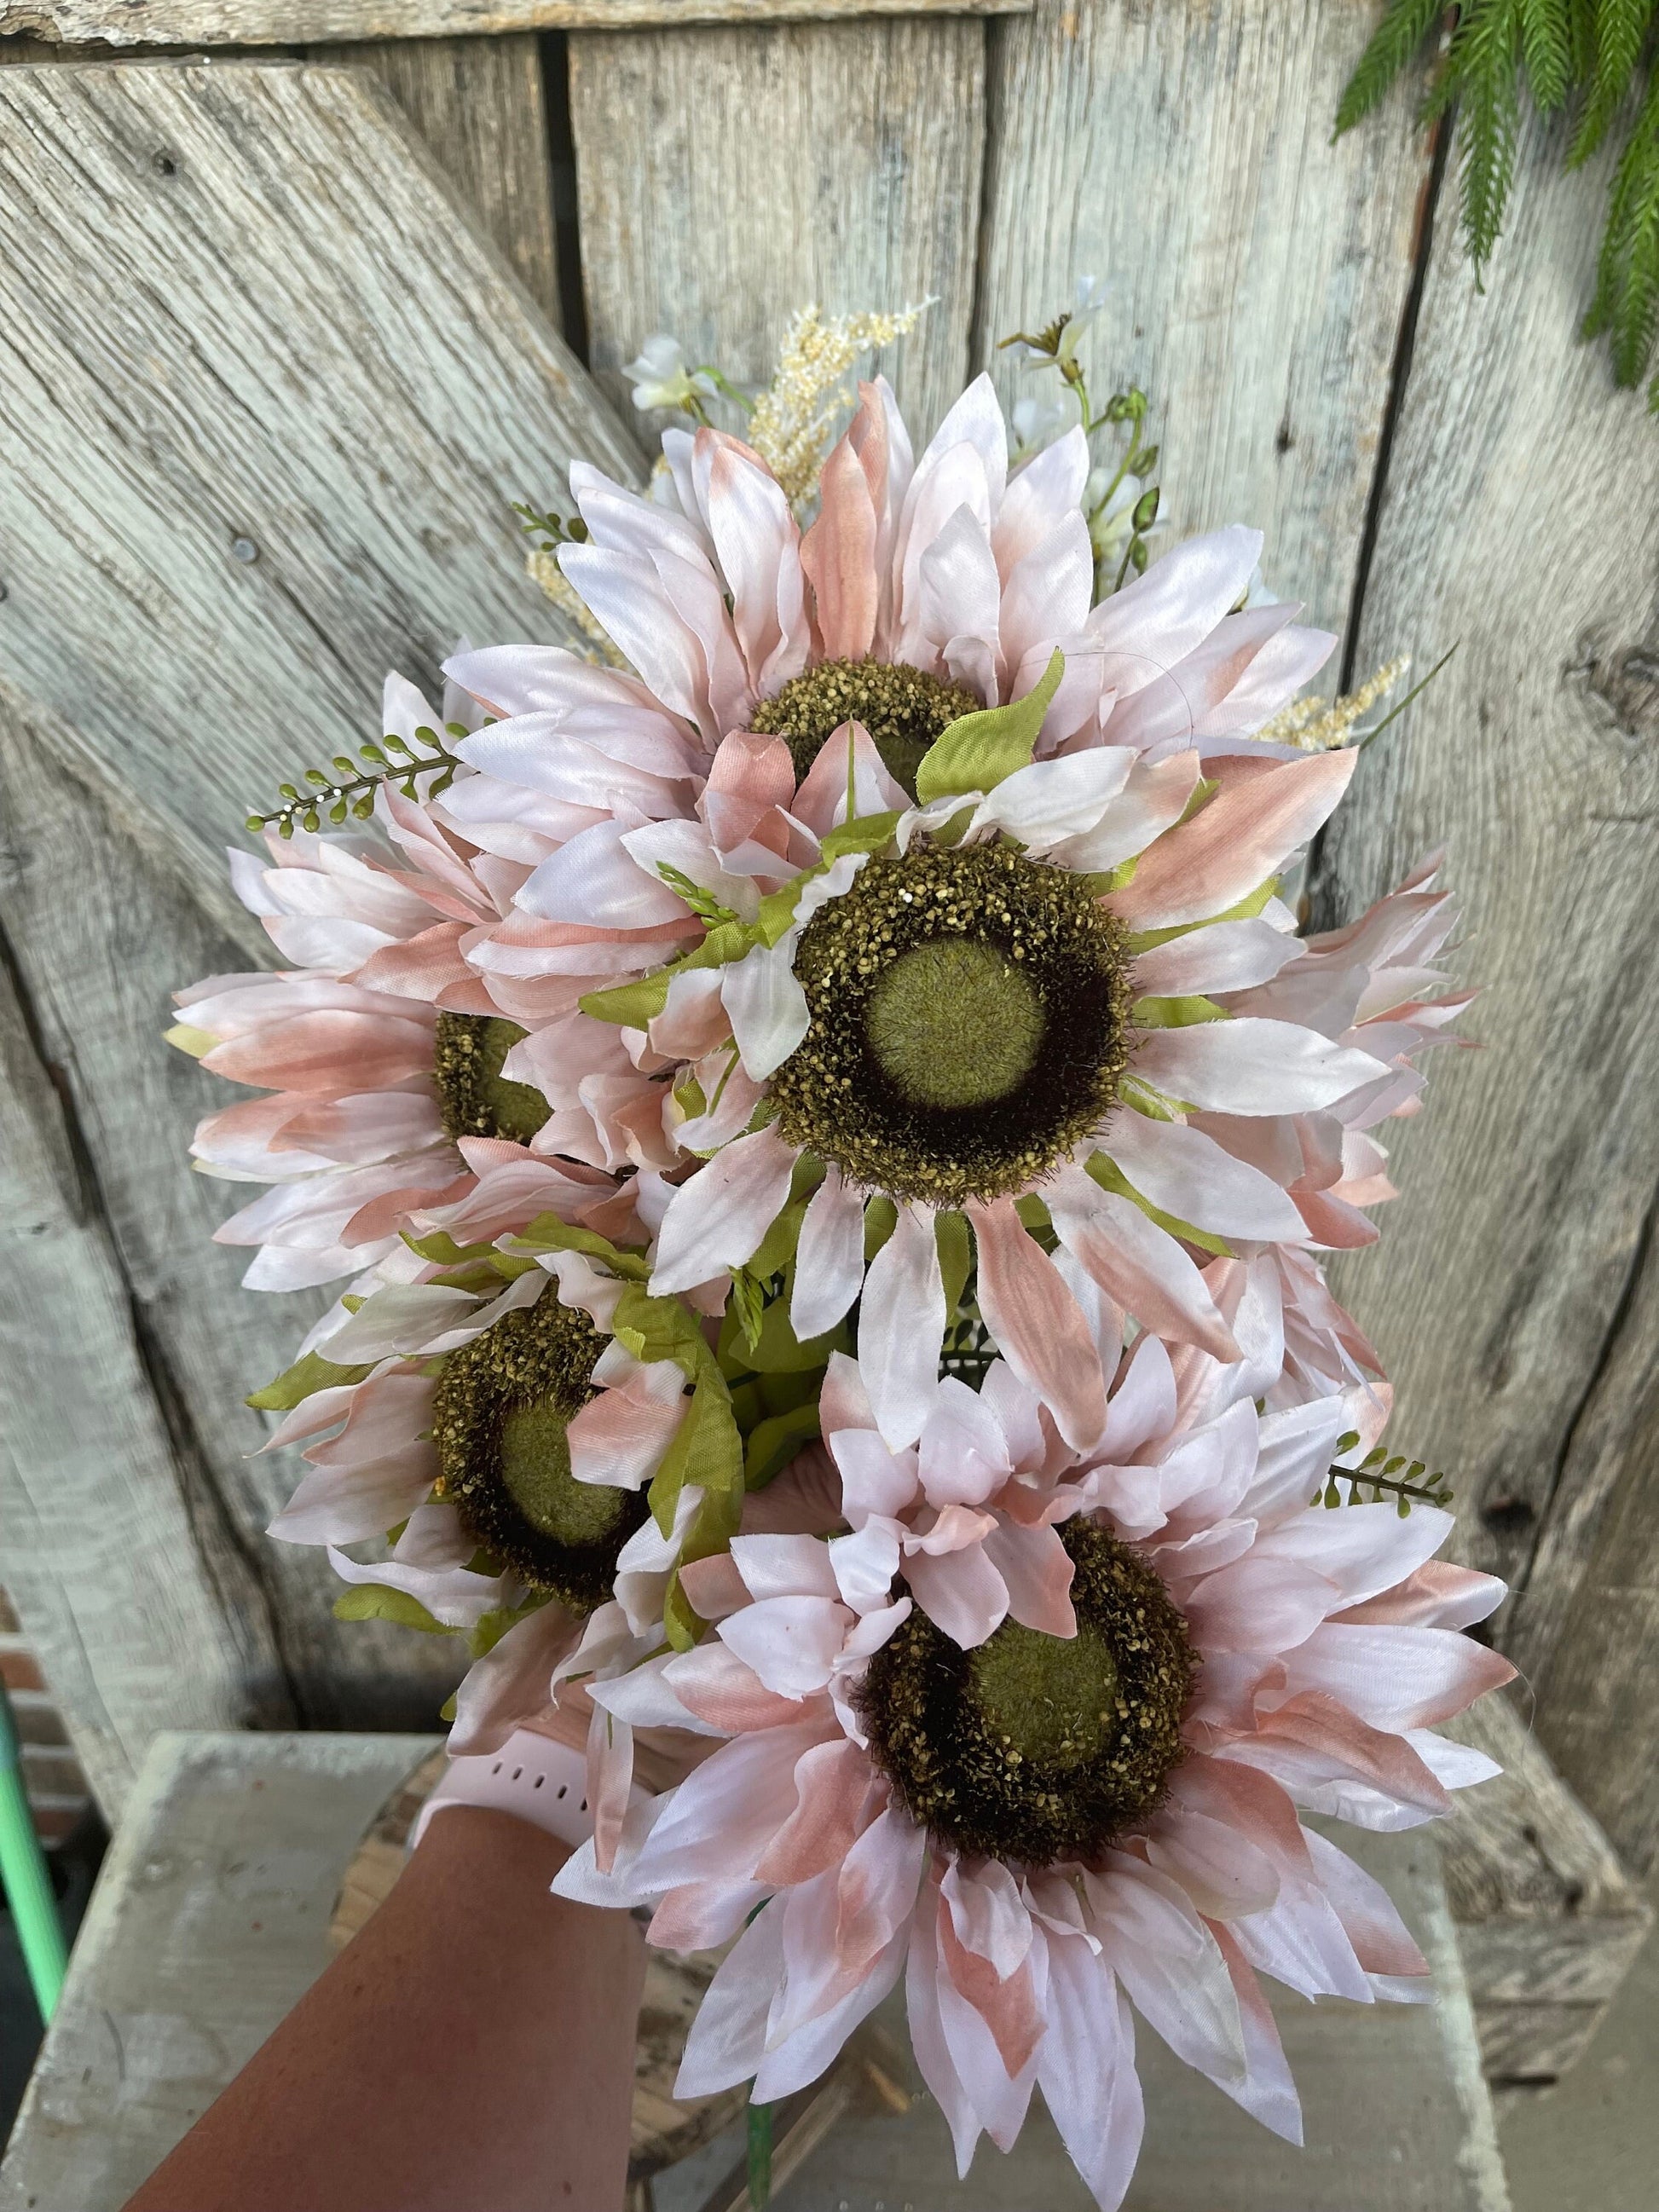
[410,1729,595,1857]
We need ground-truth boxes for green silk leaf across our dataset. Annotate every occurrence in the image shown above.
[936,1210,972,1317]
[1130,994,1229,1028]
[1123,876,1280,954]
[246,1348,372,1412]
[915,650,1066,803]
[332,1585,452,1635]
[501,1213,651,1280]
[743,1401,824,1490]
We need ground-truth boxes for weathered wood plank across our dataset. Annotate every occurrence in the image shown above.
[0,0,1029,42]
[313,35,561,325]
[0,57,638,928]
[0,680,468,1743]
[0,1730,1509,2212]
[1310,109,1659,1821]
[1505,1230,1659,1874]
[0,822,275,1821]
[1436,1695,1652,2078]
[569,18,986,450]
[976,0,1432,627]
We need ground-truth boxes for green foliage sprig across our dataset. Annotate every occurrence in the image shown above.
[246,723,466,839]
[1337,0,1659,408]
[1313,1430,1456,1516]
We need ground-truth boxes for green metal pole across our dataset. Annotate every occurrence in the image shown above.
[0,1680,66,2022]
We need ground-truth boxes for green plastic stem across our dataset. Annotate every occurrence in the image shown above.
[0,1683,67,2022]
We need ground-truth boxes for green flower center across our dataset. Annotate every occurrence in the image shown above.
[749,657,980,800]
[858,1519,1196,1867]
[767,841,1131,1207]
[431,1291,645,1610]
[865,939,1045,1110]
[433,1011,551,1146]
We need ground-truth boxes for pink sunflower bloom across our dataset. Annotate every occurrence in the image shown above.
[173,669,678,1290]
[430,381,1463,1447]
[556,1345,1511,2209]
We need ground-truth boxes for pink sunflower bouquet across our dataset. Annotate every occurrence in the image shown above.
[177,297,1506,2209]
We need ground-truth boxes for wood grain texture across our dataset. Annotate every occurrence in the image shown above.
[314,35,561,323]
[0,57,638,925]
[1310,113,1659,1833]
[0,795,272,1822]
[0,1730,1509,2212]
[0,682,468,1742]
[1436,1695,1652,2080]
[569,17,986,450]
[976,0,1431,632]
[1506,1228,1659,1873]
[0,0,1028,42]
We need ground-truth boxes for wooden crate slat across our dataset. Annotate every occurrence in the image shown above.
[0,0,1032,43]
[976,0,1432,631]
[0,56,636,914]
[0,711,273,1821]
[0,683,468,1759]
[314,35,562,325]
[568,17,986,452]
[1311,104,1659,1866]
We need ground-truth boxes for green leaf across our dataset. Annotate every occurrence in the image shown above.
[744,1401,824,1490]
[467,1598,546,1660]
[611,1282,722,1383]
[864,1194,897,1262]
[332,1585,454,1635]
[246,1348,372,1412]
[647,1377,744,1538]
[1449,0,1524,277]
[719,1292,846,1376]
[915,650,1066,803]
[1085,1150,1234,1258]
[936,1211,972,1318]
[818,810,905,863]
[502,1213,652,1280]
[1332,0,1445,136]
[1130,994,1229,1028]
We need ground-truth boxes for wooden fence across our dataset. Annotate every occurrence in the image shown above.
[0,3,1656,1878]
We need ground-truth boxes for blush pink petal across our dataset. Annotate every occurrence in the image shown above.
[789,1168,867,1340]
[904,1533,1009,1649]
[801,435,881,659]
[753,1736,870,1886]
[1084,1856,1248,2094]
[662,1641,807,1733]
[1049,748,1200,871]
[969,1196,1107,1449]
[1132,1018,1388,1117]
[649,1121,798,1294]
[1113,748,1356,930]
[1280,1623,1517,1730]
[1101,1112,1306,1240]
[980,1520,1077,1637]
[446,1600,581,1758]
[858,1202,947,1450]
[1207,1923,1304,2144]
[1047,1168,1238,1360]
[1334,1560,1507,1630]
[648,1880,770,1952]
[1038,1940,1144,2212]
[719,1594,853,1699]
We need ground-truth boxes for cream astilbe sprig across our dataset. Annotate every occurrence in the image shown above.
[1257,656,1412,751]
[744,300,933,505]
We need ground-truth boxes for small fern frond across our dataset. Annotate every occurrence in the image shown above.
[1454,0,1527,274]
[1569,0,1659,164]
[1519,0,1576,106]
[1585,68,1659,379]
[1334,0,1448,137]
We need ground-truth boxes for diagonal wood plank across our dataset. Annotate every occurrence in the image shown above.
[569,18,986,453]
[1310,109,1659,1824]
[0,680,468,1757]
[0,0,1029,39]
[975,0,1432,630]
[315,35,563,326]
[0,57,637,929]
[0,787,279,1817]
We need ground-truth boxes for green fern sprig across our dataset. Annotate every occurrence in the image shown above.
[246,723,466,840]
[1337,0,1659,403]
[1313,1431,1456,1516]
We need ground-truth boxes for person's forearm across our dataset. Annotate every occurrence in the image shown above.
[124,1806,645,2212]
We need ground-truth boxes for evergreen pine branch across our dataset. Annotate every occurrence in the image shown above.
[1450,0,1526,274]
[1520,0,1576,104]
[1585,66,1659,379]
[1334,0,1448,136]
[1569,0,1658,164]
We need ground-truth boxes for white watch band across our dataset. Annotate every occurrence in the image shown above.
[410,1729,594,1853]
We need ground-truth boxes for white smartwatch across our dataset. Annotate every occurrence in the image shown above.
[409,1728,595,1853]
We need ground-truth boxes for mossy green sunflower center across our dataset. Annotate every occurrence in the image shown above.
[433,1011,551,1146]
[858,1520,1196,1867]
[766,840,1131,1207]
[431,1291,645,1611]
[865,939,1045,1109]
[749,657,980,799]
